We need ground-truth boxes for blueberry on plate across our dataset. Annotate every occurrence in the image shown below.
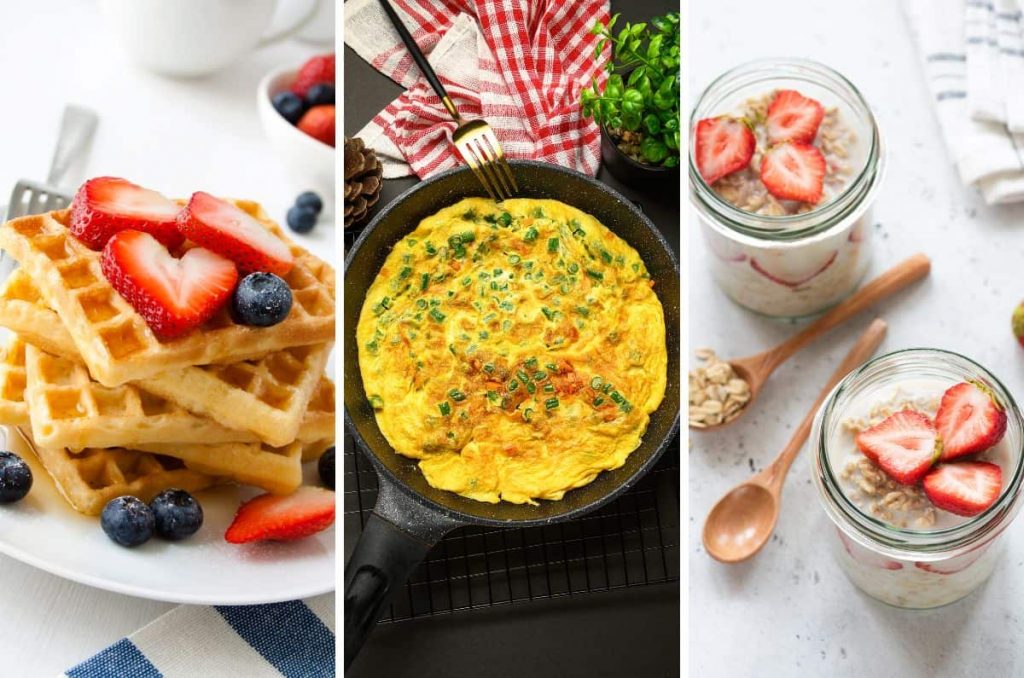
[318,446,335,490]
[287,204,318,234]
[150,489,204,541]
[295,191,323,215]
[0,451,31,503]
[272,91,306,125]
[101,496,155,547]
[305,83,335,107]
[232,272,293,327]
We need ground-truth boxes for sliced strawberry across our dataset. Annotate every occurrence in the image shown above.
[935,381,1008,460]
[749,250,838,288]
[101,230,238,339]
[923,462,1002,517]
[69,177,184,251]
[855,410,940,485]
[225,486,335,544]
[291,53,335,97]
[766,89,825,144]
[297,104,335,147]
[760,142,826,203]
[177,192,294,275]
[914,546,988,575]
[694,116,755,184]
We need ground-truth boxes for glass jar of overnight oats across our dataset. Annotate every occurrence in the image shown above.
[690,58,885,318]
[810,349,1024,609]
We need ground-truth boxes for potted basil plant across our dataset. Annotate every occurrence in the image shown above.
[581,12,681,186]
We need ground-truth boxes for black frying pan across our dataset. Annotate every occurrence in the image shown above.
[343,160,680,668]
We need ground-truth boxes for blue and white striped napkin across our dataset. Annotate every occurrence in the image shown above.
[62,595,335,678]
[904,0,1024,204]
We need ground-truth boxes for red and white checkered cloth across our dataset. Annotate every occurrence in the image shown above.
[344,0,610,179]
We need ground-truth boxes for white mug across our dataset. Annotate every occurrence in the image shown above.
[98,0,320,77]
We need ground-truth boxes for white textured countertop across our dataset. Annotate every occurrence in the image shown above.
[0,2,333,674]
[690,1,1024,676]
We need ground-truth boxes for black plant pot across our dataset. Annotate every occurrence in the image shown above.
[600,126,679,190]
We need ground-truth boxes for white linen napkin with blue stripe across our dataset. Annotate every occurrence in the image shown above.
[904,0,1024,204]
[61,595,334,678]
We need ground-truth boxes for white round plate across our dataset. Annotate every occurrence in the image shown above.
[0,427,335,605]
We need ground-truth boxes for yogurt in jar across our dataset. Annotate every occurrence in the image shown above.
[810,350,1024,610]
[691,59,884,318]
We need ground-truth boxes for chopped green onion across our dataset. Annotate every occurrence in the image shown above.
[524,357,539,369]
[516,370,530,383]
[586,269,604,281]
[509,254,521,265]
[508,379,520,391]
[541,307,557,321]
[544,383,555,393]
[479,330,489,340]
[546,363,558,372]
[524,227,538,242]
[545,397,560,410]
[453,244,467,259]
[439,401,451,416]
[369,395,384,409]
[429,308,446,322]
[575,306,590,317]
[593,396,605,406]
[399,266,412,279]
[568,262,580,274]
[486,390,500,403]
[449,389,467,402]
[483,363,495,374]
[610,391,624,404]
[425,241,437,256]
[522,407,534,422]
[547,237,559,253]
[600,249,613,264]
[420,273,430,291]
[525,381,536,394]
[533,371,547,382]
[462,276,472,287]
[591,376,604,389]
[620,401,633,413]
[498,212,513,227]
[460,231,476,243]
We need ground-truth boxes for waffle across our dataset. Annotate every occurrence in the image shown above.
[301,378,335,461]
[0,270,333,446]
[136,440,304,495]
[0,200,335,386]
[21,428,218,516]
[0,336,28,426]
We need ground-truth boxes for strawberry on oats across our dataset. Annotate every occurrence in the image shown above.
[694,116,755,185]
[766,89,825,145]
[759,142,826,203]
[855,409,941,485]
[70,177,184,251]
[935,382,1007,461]
[101,230,238,339]
[923,462,1002,517]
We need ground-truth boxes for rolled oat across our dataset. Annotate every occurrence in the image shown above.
[689,348,751,428]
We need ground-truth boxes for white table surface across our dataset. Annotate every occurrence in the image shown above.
[690,1,1024,676]
[0,2,335,674]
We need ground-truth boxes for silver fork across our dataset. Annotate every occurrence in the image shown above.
[377,0,518,200]
[5,105,98,220]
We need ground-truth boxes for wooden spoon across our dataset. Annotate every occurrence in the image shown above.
[702,317,888,564]
[695,253,929,431]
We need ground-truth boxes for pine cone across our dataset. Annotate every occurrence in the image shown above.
[344,137,382,228]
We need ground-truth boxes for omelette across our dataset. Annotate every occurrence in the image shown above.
[357,198,667,504]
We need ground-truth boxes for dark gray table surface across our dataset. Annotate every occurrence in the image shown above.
[344,1,680,676]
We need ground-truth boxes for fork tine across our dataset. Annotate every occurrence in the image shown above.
[469,139,510,201]
[482,129,518,194]
[475,134,514,200]
[458,142,498,200]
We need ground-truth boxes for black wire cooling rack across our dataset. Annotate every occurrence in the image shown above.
[343,435,680,622]
[342,224,679,622]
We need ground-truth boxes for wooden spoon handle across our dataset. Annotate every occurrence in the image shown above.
[764,318,888,492]
[762,254,929,375]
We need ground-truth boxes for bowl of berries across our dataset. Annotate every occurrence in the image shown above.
[258,52,335,212]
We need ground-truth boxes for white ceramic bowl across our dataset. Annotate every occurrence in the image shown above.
[257,66,335,214]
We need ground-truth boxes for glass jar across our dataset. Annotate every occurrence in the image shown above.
[810,349,1024,609]
[690,58,885,318]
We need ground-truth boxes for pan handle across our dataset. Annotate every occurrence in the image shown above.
[344,477,464,668]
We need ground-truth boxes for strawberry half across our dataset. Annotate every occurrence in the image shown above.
[694,116,755,185]
[101,230,238,339]
[935,381,1007,461]
[69,177,184,251]
[297,104,335,148]
[766,89,825,145]
[923,462,1002,517]
[855,409,941,485]
[177,192,294,275]
[225,486,335,544]
[760,142,826,203]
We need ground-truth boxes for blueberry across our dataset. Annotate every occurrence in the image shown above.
[149,489,203,541]
[305,83,335,107]
[101,496,154,547]
[232,272,293,327]
[295,191,323,215]
[318,447,335,490]
[272,91,306,125]
[0,451,31,503]
[287,205,318,234]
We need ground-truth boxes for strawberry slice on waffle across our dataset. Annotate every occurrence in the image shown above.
[70,177,184,251]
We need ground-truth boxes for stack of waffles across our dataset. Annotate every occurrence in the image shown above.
[0,201,335,515]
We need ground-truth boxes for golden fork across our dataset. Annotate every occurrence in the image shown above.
[378,0,518,200]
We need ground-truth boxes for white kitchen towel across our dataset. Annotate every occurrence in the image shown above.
[61,595,335,678]
[905,0,1024,204]
[995,0,1024,131]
